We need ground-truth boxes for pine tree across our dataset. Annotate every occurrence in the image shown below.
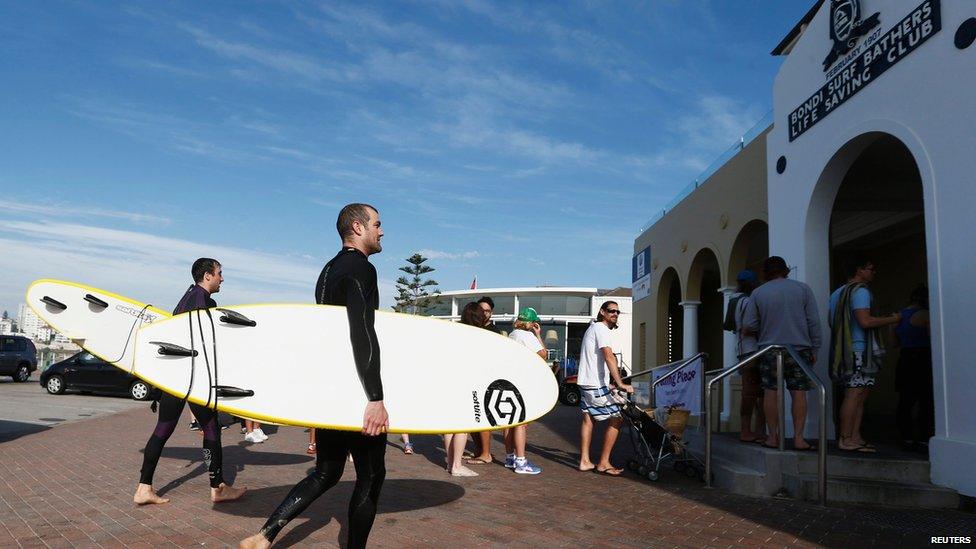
[393,253,440,315]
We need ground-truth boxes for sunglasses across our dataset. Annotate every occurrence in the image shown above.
[603,309,621,314]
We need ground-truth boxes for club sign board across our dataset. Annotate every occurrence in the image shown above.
[788,0,941,142]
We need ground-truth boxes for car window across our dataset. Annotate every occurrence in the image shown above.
[79,352,99,363]
[0,337,13,351]
[13,339,26,352]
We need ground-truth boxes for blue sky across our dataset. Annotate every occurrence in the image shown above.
[0,1,812,314]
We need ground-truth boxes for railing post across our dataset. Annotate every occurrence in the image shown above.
[705,380,712,488]
[776,349,785,452]
[818,380,828,506]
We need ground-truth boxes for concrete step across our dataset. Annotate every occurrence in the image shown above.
[708,455,769,498]
[796,453,932,483]
[783,473,960,509]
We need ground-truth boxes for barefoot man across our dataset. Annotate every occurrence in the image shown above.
[134,258,247,505]
[241,203,389,548]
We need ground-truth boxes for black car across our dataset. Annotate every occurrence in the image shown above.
[0,334,38,382]
[40,351,160,400]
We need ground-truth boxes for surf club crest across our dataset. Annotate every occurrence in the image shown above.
[823,0,880,70]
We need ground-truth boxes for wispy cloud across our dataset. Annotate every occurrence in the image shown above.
[418,249,480,260]
[0,199,171,226]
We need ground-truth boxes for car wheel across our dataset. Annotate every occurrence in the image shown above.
[564,387,580,406]
[15,364,31,382]
[130,380,150,401]
[46,375,65,395]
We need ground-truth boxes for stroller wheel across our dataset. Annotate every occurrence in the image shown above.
[637,465,648,477]
[684,464,699,478]
[627,460,639,471]
[673,461,686,473]
[646,470,659,481]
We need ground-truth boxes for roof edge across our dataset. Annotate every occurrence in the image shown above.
[771,0,824,56]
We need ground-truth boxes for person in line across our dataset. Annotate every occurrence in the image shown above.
[577,301,633,475]
[467,296,498,466]
[733,270,765,443]
[829,257,901,453]
[241,204,389,549]
[504,307,546,475]
[442,302,484,477]
[244,418,268,443]
[742,256,822,451]
[894,285,933,453]
[134,258,247,505]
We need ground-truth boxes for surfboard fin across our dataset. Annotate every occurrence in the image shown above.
[214,385,254,397]
[41,296,67,310]
[216,308,257,327]
[84,294,109,308]
[149,341,199,357]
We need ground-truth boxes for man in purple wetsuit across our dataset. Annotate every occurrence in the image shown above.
[133,258,247,505]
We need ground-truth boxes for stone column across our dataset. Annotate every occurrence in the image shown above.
[679,301,700,358]
[720,287,738,427]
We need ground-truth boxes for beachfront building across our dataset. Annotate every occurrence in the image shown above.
[430,287,633,374]
[633,0,975,503]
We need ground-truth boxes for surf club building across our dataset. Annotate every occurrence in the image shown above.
[632,0,976,501]
[429,286,633,375]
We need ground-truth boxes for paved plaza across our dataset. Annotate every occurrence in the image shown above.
[0,397,973,548]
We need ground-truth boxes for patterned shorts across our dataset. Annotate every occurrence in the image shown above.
[840,351,875,388]
[760,349,815,391]
[579,386,622,421]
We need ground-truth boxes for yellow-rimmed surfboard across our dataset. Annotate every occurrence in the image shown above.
[26,279,558,434]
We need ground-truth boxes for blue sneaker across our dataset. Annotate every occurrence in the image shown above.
[504,454,516,469]
[513,458,541,475]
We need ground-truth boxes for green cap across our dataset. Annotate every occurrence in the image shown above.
[517,307,540,323]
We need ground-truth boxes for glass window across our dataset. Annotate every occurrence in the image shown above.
[426,297,452,317]
[517,295,591,317]
[457,295,515,316]
[79,352,98,363]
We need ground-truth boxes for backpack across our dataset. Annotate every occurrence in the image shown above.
[723,295,745,332]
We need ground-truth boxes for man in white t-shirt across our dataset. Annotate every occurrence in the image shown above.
[505,307,548,475]
[577,301,632,475]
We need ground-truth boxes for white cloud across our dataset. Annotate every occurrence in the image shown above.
[417,249,480,260]
[0,199,171,226]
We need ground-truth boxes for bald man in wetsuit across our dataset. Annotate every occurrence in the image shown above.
[241,203,389,549]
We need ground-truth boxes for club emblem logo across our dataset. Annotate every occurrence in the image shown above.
[484,379,526,427]
[823,0,880,71]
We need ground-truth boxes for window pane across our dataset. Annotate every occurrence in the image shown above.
[426,297,452,316]
[516,295,590,317]
[457,295,514,315]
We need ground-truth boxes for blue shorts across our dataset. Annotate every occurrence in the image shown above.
[579,386,621,421]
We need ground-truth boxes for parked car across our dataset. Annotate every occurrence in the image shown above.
[0,335,38,382]
[40,351,160,400]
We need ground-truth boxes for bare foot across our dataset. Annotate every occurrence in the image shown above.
[133,483,170,505]
[239,533,271,549]
[211,483,247,503]
[578,460,595,472]
[450,465,479,477]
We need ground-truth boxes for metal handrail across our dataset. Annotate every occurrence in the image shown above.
[704,345,827,506]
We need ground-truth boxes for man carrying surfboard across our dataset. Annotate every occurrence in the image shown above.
[134,258,247,505]
[241,203,389,549]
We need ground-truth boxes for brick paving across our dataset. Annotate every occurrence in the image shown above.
[1,403,973,548]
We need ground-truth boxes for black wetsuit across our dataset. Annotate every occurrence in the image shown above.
[260,247,386,548]
[139,285,226,488]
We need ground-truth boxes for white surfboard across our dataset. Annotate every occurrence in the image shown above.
[25,279,169,369]
[25,280,558,434]
[133,304,557,433]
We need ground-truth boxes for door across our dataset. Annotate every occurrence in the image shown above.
[70,353,103,389]
[0,337,15,373]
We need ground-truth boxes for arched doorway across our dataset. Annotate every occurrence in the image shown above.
[656,267,682,364]
[729,220,769,279]
[828,134,928,446]
[687,248,724,370]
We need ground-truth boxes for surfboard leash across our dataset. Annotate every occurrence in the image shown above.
[104,302,154,368]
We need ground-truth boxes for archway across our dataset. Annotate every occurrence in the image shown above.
[729,220,769,280]
[687,248,723,371]
[655,267,682,364]
[828,134,928,446]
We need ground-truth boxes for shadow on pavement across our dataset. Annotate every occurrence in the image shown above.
[151,444,314,492]
[0,420,51,443]
[215,479,465,546]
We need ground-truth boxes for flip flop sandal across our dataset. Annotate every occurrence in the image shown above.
[840,444,876,453]
[306,443,316,455]
[466,457,492,465]
[594,467,624,476]
[402,443,414,455]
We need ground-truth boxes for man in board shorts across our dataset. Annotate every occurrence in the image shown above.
[577,300,633,475]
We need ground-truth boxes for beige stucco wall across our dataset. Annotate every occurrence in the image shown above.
[632,127,770,372]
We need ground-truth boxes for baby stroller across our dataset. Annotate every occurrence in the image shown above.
[613,391,705,482]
